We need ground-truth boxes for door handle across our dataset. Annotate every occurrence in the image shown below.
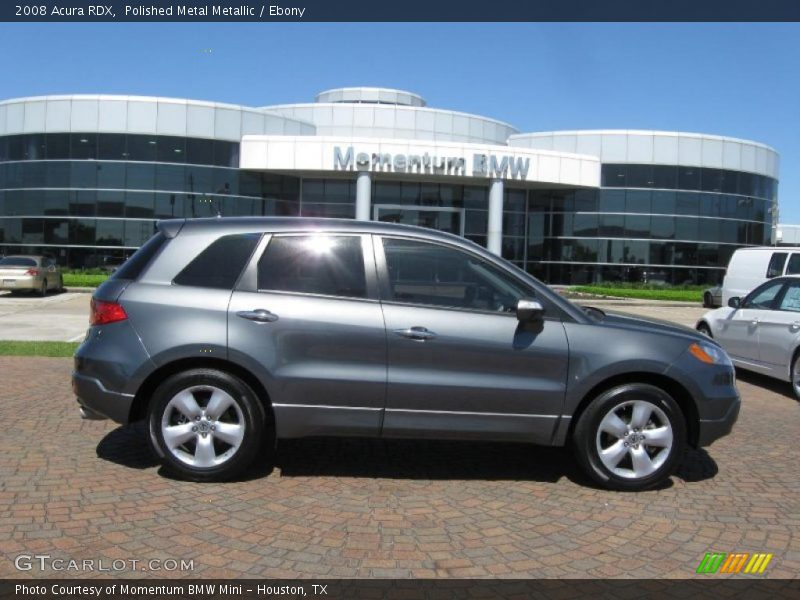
[236,309,278,323]
[751,317,760,326]
[393,326,437,341]
[791,321,800,331]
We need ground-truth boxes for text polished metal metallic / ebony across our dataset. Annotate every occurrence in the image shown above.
[72,217,740,491]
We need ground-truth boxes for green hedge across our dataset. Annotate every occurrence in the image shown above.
[571,285,703,303]
[62,273,108,288]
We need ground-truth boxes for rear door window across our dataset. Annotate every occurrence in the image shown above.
[778,282,800,312]
[766,252,788,278]
[257,235,367,299]
[173,233,261,289]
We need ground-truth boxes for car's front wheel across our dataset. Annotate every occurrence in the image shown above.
[147,369,268,481]
[573,383,686,491]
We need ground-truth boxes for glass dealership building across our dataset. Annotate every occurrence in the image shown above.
[0,87,779,284]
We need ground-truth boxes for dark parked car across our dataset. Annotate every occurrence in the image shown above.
[73,218,740,491]
[703,285,722,308]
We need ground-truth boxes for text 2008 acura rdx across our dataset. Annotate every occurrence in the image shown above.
[72,217,739,490]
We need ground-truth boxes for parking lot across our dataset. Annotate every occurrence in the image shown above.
[0,291,90,342]
[0,297,798,579]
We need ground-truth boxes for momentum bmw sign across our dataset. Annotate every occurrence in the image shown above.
[333,145,531,180]
[239,135,601,188]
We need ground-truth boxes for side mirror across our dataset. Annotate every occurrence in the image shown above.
[517,298,545,322]
[728,297,741,309]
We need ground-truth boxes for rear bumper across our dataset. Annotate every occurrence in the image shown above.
[72,318,153,424]
[72,371,135,424]
[696,393,740,447]
[0,275,41,291]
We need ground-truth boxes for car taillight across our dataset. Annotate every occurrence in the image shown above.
[25,269,40,276]
[90,298,128,326]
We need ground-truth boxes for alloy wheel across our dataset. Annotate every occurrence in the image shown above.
[595,400,673,479]
[160,385,245,468]
[792,358,800,399]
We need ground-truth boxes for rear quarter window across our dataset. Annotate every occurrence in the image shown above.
[111,232,167,281]
[174,233,261,290]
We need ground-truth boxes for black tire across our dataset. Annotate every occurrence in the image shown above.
[697,322,712,338]
[573,383,687,491]
[791,354,800,401]
[703,292,712,308]
[39,280,47,297]
[147,368,270,482]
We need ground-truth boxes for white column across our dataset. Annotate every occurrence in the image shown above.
[355,171,372,221]
[487,179,504,255]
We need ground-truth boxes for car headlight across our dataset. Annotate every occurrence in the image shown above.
[689,341,732,366]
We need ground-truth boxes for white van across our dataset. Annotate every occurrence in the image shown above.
[722,246,800,305]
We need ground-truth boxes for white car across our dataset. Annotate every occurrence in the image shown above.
[697,275,800,398]
[721,246,800,306]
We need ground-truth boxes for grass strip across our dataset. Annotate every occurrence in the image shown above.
[62,274,107,288]
[571,286,702,303]
[0,340,81,357]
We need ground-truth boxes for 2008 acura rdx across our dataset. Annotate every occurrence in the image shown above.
[73,218,739,490]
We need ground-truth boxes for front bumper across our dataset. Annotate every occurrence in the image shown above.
[664,344,741,448]
[696,393,740,447]
[72,371,135,423]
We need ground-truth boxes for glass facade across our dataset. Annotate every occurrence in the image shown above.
[0,133,299,267]
[526,165,777,285]
[0,133,779,283]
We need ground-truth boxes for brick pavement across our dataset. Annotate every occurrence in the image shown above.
[0,357,798,579]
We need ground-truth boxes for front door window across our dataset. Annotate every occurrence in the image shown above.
[381,237,530,313]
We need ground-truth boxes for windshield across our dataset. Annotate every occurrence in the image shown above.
[0,257,37,267]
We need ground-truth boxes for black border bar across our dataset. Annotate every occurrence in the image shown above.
[2,579,800,600]
[3,0,800,21]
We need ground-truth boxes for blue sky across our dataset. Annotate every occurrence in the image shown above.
[1,23,798,220]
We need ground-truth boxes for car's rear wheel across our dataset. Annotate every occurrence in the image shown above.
[791,354,800,400]
[703,292,712,308]
[697,322,712,338]
[573,383,686,491]
[147,369,268,481]
[39,280,47,297]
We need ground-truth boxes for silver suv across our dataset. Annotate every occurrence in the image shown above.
[73,217,740,490]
